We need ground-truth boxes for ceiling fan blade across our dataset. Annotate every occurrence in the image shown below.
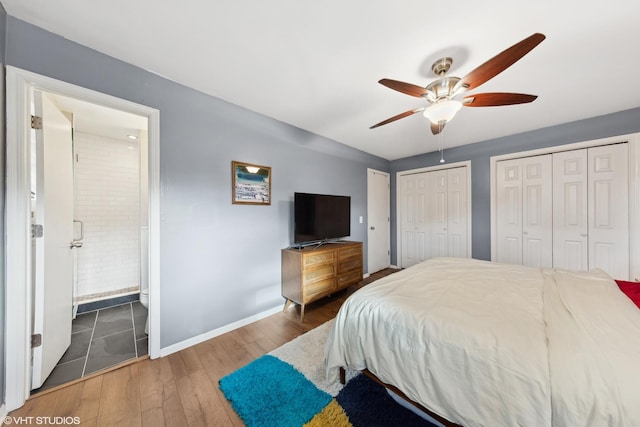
[378,78,427,98]
[457,33,545,92]
[370,108,425,129]
[462,92,537,107]
[431,121,446,135]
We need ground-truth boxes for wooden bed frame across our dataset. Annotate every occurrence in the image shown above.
[339,367,461,427]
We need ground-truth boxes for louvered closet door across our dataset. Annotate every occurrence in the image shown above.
[588,144,629,278]
[399,173,430,267]
[553,149,589,271]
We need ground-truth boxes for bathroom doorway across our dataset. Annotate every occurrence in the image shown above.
[5,66,161,411]
[30,91,150,392]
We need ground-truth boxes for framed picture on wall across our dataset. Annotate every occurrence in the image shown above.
[231,161,271,205]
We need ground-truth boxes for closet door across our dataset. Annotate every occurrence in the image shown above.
[521,155,552,267]
[588,144,628,278]
[430,170,449,257]
[496,156,552,267]
[496,158,524,264]
[447,167,469,258]
[553,144,629,279]
[399,173,430,267]
[553,149,589,271]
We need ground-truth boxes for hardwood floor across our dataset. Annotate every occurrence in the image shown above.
[9,269,398,427]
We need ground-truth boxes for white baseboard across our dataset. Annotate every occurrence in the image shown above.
[159,304,282,357]
[1,404,7,422]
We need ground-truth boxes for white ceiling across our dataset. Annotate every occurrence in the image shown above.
[5,0,640,160]
[50,93,148,142]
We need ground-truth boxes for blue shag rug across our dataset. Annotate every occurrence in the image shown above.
[219,321,439,427]
[219,355,332,427]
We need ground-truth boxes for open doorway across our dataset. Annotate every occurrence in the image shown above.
[5,66,160,411]
[30,91,150,392]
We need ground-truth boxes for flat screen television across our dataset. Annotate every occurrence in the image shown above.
[294,192,351,244]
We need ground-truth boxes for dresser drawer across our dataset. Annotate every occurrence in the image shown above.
[338,257,362,273]
[303,263,335,283]
[337,269,361,288]
[305,277,336,299]
[337,245,362,260]
[303,251,335,267]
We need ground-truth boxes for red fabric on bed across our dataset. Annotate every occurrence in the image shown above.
[616,280,640,309]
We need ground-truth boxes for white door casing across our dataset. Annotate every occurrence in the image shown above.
[5,66,161,411]
[31,92,74,389]
[367,169,390,274]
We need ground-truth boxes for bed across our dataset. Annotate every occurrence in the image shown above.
[324,257,640,427]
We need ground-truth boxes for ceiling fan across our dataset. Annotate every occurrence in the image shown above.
[370,33,546,135]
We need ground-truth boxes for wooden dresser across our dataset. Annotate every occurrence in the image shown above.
[281,241,363,321]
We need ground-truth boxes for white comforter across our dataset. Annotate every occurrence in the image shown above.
[324,257,640,427]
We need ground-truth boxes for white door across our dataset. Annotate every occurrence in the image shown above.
[367,169,390,273]
[430,170,449,257]
[522,155,552,267]
[446,167,469,258]
[32,91,74,389]
[588,144,629,279]
[553,149,589,271]
[399,173,430,267]
[496,159,524,264]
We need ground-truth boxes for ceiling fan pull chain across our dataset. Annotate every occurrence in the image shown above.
[438,121,445,163]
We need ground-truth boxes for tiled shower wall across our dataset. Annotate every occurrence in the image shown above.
[74,131,140,302]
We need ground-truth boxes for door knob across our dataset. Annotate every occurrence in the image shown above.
[70,240,83,249]
[370,226,376,230]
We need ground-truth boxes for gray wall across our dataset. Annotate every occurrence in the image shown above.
[389,107,640,264]
[4,16,389,349]
[0,2,6,407]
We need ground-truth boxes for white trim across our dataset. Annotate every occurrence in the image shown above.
[159,305,282,357]
[395,161,472,267]
[160,270,373,356]
[489,132,640,281]
[4,66,162,411]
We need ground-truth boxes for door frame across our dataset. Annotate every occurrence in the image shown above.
[489,132,640,280]
[4,66,161,411]
[367,168,390,273]
[395,160,472,268]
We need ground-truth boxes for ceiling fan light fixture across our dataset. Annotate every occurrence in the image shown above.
[422,100,462,124]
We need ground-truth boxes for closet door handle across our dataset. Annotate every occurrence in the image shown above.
[74,220,84,240]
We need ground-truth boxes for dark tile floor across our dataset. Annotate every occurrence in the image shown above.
[33,301,148,393]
